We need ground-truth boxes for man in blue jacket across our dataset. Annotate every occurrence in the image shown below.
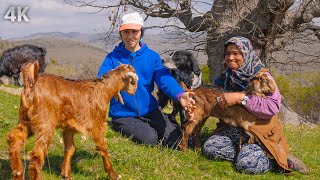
[98,12,195,148]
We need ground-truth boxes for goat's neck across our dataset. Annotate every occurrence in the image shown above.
[100,77,124,102]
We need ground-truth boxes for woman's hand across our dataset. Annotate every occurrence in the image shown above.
[219,92,246,109]
[179,92,196,120]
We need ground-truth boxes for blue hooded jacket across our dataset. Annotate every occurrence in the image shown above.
[98,42,184,118]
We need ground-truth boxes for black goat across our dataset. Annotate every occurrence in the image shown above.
[0,44,46,86]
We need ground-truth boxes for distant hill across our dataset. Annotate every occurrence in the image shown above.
[10,32,208,66]
[11,32,109,48]
[14,37,107,66]
[10,31,319,74]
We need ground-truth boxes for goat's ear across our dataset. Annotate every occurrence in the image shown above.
[114,92,124,105]
[124,72,138,85]
[263,75,276,94]
[247,79,261,95]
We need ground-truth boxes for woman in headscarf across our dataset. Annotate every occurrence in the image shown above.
[202,36,307,174]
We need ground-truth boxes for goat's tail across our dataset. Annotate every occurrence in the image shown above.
[21,60,39,108]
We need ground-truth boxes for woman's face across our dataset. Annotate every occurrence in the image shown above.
[225,44,244,70]
[120,29,141,52]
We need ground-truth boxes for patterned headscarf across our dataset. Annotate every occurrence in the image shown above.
[214,36,265,91]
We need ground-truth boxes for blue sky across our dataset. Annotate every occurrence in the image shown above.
[0,0,319,40]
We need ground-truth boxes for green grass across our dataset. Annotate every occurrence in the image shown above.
[1,91,320,179]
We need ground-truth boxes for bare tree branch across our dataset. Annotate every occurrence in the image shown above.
[64,0,320,76]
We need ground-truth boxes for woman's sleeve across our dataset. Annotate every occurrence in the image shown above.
[245,72,282,119]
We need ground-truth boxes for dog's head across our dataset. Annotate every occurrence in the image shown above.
[246,72,276,97]
[162,50,202,89]
[171,51,201,76]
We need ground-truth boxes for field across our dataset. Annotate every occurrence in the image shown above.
[0,90,319,180]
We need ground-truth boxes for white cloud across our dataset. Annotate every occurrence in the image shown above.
[0,0,110,39]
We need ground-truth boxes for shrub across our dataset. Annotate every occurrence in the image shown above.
[45,58,100,79]
[201,65,211,85]
[273,71,320,123]
[0,40,15,55]
[50,58,59,65]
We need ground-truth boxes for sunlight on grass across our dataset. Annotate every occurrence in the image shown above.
[1,91,319,179]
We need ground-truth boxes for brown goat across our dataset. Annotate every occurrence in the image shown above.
[179,71,275,151]
[7,60,138,180]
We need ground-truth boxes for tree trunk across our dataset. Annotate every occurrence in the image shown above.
[207,37,225,81]
[280,97,314,126]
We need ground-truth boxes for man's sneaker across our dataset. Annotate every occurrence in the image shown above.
[287,154,309,174]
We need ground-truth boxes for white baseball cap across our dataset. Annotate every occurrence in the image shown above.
[119,12,144,31]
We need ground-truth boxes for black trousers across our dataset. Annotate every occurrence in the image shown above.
[111,107,181,148]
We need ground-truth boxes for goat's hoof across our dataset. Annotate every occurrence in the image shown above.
[109,172,120,180]
[178,143,187,151]
[61,174,72,180]
[12,170,24,180]
[12,170,22,176]
[179,146,187,152]
[117,174,122,180]
[194,147,201,152]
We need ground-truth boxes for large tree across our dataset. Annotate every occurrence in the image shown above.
[66,0,320,79]
[66,0,320,123]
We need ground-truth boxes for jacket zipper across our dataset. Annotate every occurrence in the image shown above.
[130,56,141,117]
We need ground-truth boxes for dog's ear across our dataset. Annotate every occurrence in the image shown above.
[188,52,201,76]
[169,51,175,57]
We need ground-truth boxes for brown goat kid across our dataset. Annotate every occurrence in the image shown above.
[179,71,275,151]
[7,60,138,180]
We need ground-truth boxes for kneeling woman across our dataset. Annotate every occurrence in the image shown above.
[202,36,306,174]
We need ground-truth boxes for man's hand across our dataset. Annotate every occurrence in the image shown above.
[179,92,196,120]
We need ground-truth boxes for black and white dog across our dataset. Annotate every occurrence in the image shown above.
[0,44,46,86]
[158,50,202,124]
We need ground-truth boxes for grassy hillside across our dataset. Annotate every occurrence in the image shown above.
[14,37,107,65]
[0,40,16,55]
[0,90,319,179]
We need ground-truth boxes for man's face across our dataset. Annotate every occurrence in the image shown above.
[120,29,141,51]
